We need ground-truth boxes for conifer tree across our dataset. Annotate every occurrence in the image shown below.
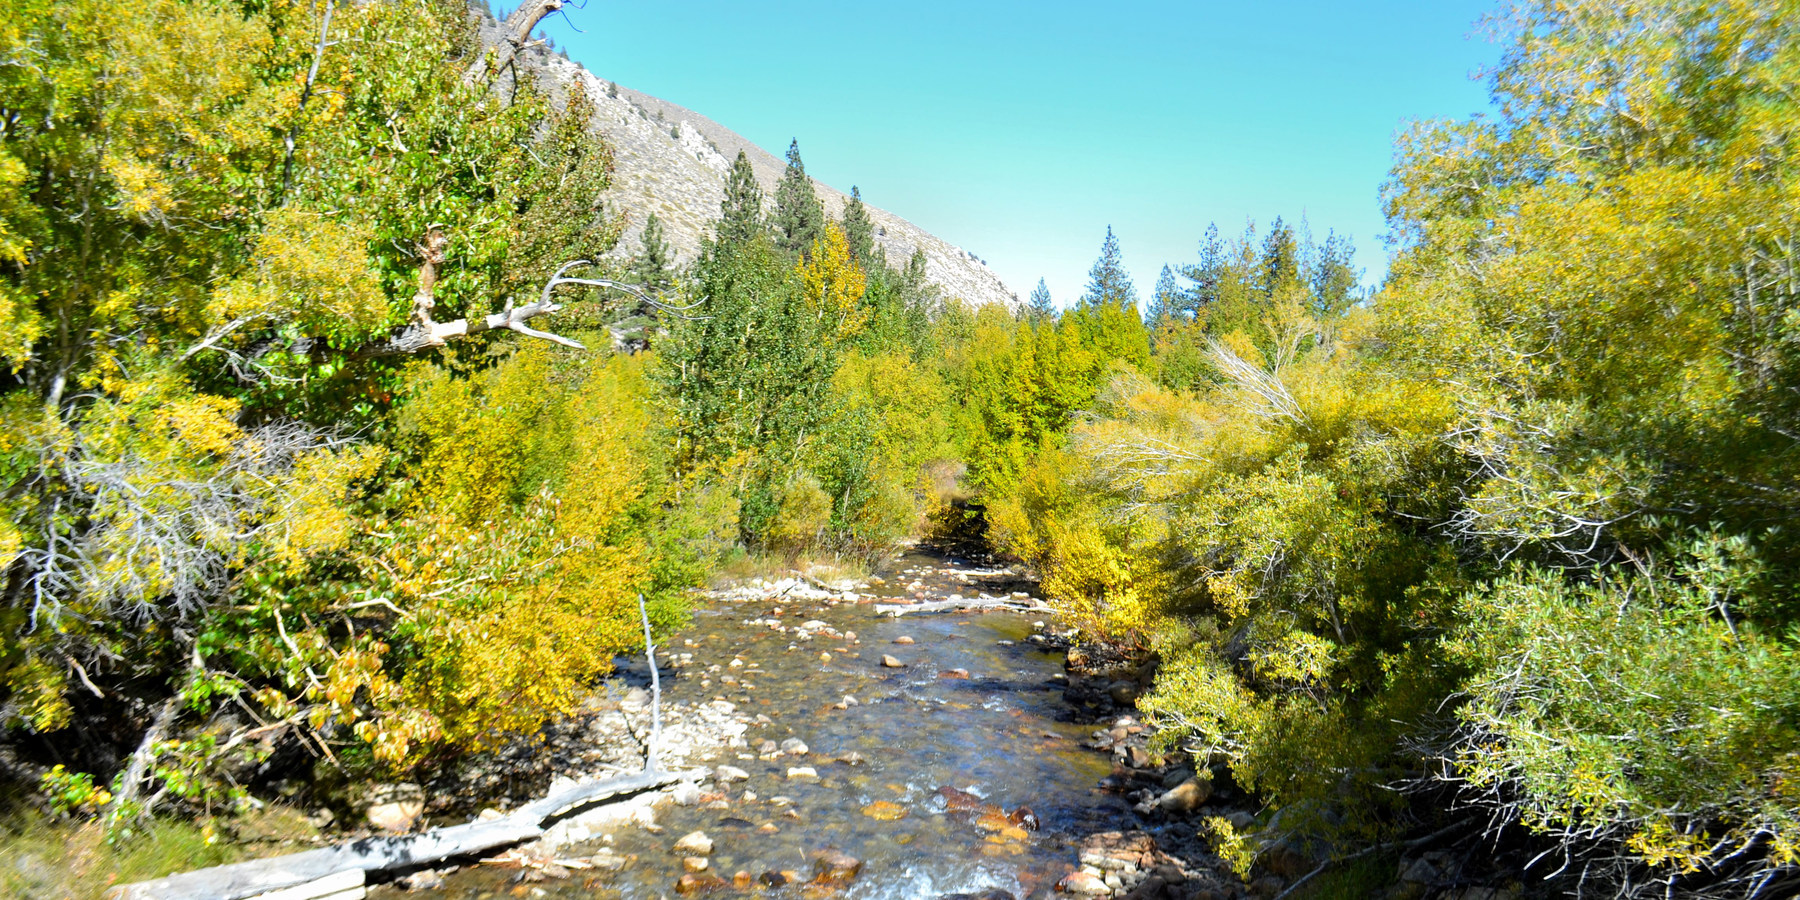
[1260,216,1300,294]
[773,139,825,258]
[1081,226,1139,310]
[843,185,876,264]
[718,150,764,247]
[1182,223,1227,315]
[1028,278,1056,321]
[1070,227,1150,367]
[1149,265,1180,322]
[632,212,674,290]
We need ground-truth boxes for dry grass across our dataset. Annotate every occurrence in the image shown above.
[0,800,322,899]
[709,548,874,588]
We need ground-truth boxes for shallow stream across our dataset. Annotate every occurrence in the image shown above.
[416,548,1132,900]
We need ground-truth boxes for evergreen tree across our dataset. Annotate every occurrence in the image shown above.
[1149,265,1180,322]
[1308,231,1360,317]
[632,212,674,290]
[1182,223,1227,315]
[1070,227,1149,366]
[773,139,825,258]
[717,150,764,248]
[1260,216,1300,295]
[1081,226,1139,310]
[1028,278,1056,321]
[842,185,876,264]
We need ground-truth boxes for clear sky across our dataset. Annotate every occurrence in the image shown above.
[526,1,1502,306]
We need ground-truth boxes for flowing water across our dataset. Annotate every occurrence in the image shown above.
[419,547,1132,900]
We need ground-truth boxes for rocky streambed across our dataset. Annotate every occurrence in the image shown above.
[377,546,1291,900]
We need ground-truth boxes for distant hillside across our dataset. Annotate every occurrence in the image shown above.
[473,8,1018,310]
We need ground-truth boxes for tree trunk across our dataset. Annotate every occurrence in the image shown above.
[106,696,179,823]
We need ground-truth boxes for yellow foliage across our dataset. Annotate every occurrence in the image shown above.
[385,348,666,752]
[265,445,386,572]
[0,518,20,573]
[210,209,390,344]
[764,473,832,558]
[797,223,869,341]
[5,657,72,733]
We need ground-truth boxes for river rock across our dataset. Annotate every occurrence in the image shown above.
[1249,876,1286,898]
[1263,839,1313,878]
[787,766,819,780]
[364,782,425,833]
[780,738,810,755]
[671,781,704,806]
[714,764,750,783]
[882,655,906,668]
[675,873,727,894]
[673,830,714,855]
[398,870,444,891]
[1156,778,1211,813]
[1122,875,1165,900]
[894,636,915,644]
[812,849,864,884]
[940,668,971,679]
[683,856,709,872]
[1058,871,1110,895]
[861,800,908,820]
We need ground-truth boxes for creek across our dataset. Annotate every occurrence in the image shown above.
[411,546,1142,900]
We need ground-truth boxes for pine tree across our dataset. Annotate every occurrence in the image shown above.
[1028,278,1055,321]
[632,212,674,290]
[1260,216,1300,295]
[1149,265,1180,322]
[717,150,764,248]
[1081,226,1138,310]
[1308,231,1360,317]
[843,185,876,264]
[1182,223,1226,315]
[773,139,825,258]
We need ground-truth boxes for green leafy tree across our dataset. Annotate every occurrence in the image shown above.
[0,0,648,824]
[1375,0,1800,888]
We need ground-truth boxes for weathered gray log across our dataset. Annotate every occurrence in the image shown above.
[513,767,689,823]
[876,596,1051,617]
[245,869,362,900]
[107,764,685,900]
[106,818,541,900]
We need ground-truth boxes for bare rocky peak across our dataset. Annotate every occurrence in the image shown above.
[473,8,1019,310]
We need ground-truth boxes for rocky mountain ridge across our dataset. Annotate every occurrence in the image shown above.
[477,8,1019,310]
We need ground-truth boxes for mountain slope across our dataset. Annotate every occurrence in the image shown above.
[476,12,1018,309]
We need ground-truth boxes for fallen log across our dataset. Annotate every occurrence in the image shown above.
[875,595,1051,617]
[107,818,543,900]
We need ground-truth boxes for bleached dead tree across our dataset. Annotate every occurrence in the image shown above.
[464,0,571,89]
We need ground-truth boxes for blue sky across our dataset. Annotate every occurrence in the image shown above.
[526,1,1501,306]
